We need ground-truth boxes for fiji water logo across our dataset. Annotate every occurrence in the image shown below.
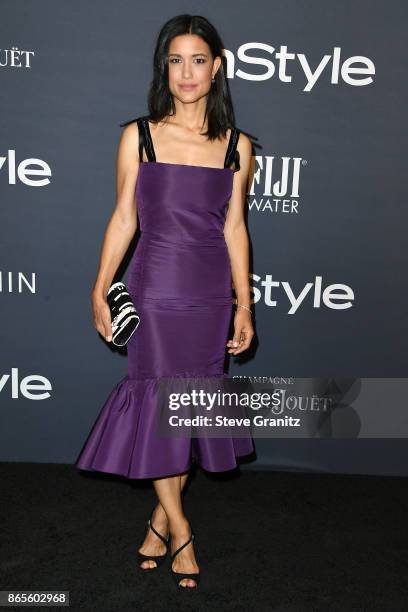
[248,155,306,214]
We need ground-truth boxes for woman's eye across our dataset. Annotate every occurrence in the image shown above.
[168,58,206,64]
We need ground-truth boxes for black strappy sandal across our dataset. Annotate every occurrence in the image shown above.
[137,510,169,570]
[170,529,201,588]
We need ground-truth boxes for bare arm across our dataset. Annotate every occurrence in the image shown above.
[224,132,254,355]
[91,122,140,341]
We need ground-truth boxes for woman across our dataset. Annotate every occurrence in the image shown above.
[75,14,255,589]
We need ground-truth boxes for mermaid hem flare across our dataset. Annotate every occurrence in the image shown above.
[75,374,254,480]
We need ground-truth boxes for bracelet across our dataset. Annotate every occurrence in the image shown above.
[236,304,252,314]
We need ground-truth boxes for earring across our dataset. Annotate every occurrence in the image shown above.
[211,76,215,83]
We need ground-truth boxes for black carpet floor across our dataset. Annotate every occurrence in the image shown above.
[1,461,407,612]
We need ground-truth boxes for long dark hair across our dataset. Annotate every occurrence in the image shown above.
[146,14,236,141]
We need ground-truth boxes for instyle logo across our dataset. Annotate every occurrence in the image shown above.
[0,46,35,68]
[0,368,52,400]
[0,272,36,293]
[248,155,304,214]
[0,150,51,186]
[224,45,375,91]
[251,274,354,314]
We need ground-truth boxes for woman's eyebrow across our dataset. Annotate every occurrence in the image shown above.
[168,53,208,57]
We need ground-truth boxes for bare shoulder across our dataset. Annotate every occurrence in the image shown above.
[115,119,141,181]
[116,121,141,175]
[236,131,252,174]
[119,120,139,151]
[237,131,252,158]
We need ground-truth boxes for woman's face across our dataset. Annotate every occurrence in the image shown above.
[167,34,221,103]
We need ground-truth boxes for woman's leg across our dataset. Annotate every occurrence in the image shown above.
[138,472,189,569]
[153,471,200,588]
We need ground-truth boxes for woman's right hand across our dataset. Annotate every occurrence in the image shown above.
[92,291,112,342]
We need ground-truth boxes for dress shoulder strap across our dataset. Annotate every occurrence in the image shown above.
[224,127,241,172]
[119,115,156,163]
[119,117,240,169]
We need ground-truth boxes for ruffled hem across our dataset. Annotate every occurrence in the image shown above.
[75,374,254,480]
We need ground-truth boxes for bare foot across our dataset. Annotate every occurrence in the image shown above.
[170,518,200,587]
[138,504,169,569]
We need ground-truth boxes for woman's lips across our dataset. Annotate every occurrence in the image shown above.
[179,84,197,91]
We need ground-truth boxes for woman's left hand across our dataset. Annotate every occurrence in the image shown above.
[226,309,254,355]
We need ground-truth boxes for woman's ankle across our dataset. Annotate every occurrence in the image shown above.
[169,516,190,538]
[152,504,168,525]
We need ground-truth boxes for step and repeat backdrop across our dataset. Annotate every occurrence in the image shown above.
[1,1,407,475]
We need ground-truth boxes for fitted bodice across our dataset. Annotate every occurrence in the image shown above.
[136,161,234,244]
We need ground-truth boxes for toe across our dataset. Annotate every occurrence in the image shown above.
[180,578,196,587]
[141,559,157,569]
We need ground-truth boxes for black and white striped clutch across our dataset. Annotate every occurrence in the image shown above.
[106,282,140,346]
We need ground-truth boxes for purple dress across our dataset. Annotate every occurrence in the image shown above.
[75,116,254,479]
